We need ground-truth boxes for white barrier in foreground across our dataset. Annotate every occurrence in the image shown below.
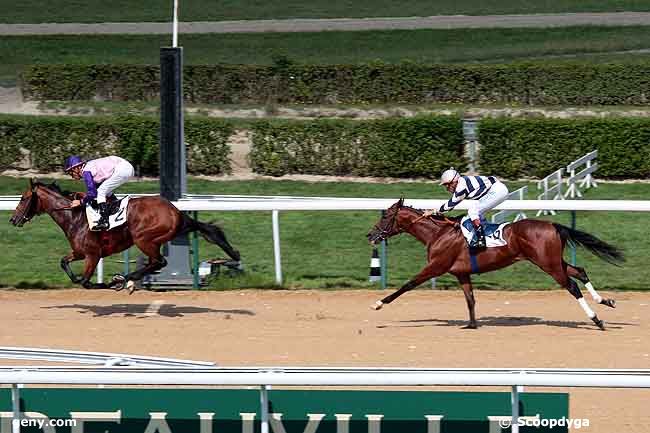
[1,366,650,387]
[2,367,650,433]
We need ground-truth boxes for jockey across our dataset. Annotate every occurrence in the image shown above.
[423,168,509,248]
[64,155,135,230]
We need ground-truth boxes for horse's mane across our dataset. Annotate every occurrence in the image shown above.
[34,181,76,200]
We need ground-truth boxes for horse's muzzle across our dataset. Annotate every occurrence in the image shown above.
[366,232,383,245]
[9,214,26,227]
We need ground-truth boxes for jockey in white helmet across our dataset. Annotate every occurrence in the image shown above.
[423,168,509,248]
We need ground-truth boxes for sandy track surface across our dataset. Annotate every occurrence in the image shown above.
[0,288,648,432]
[2,12,650,35]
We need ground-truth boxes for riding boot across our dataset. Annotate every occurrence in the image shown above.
[94,202,110,230]
[472,220,486,249]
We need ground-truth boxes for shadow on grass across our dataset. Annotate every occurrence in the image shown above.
[42,303,255,318]
[378,315,637,330]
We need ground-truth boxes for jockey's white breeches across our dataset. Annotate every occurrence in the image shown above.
[96,160,134,203]
[467,181,509,221]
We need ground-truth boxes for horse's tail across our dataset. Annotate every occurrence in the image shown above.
[179,214,241,262]
[553,223,624,266]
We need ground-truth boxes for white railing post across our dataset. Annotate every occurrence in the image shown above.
[11,383,20,433]
[97,258,104,284]
[272,210,282,285]
[511,385,520,433]
[260,385,270,433]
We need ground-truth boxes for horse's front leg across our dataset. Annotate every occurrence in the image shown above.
[78,255,109,290]
[456,274,477,329]
[371,262,444,310]
[60,252,84,284]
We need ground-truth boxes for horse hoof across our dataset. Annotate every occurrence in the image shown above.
[462,323,478,330]
[600,298,616,309]
[592,317,606,331]
[126,280,136,295]
[110,274,126,291]
[371,301,384,311]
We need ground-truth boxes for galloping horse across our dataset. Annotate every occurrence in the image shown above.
[367,198,624,330]
[10,179,240,292]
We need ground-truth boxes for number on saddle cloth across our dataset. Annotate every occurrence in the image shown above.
[84,197,131,231]
[459,216,509,248]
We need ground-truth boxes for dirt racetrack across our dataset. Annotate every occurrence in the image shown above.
[0,288,648,432]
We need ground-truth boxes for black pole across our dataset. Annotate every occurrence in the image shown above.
[160,47,186,199]
[157,47,192,285]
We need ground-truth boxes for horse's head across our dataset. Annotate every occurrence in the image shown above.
[9,179,41,227]
[366,198,405,244]
[9,179,70,227]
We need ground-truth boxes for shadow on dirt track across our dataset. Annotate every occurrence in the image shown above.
[42,303,255,318]
[377,316,637,330]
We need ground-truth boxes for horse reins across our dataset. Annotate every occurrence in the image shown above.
[407,213,457,228]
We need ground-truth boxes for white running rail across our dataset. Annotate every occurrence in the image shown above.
[1,367,649,433]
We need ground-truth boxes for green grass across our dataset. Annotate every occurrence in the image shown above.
[2,176,649,291]
[1,0,649,23]
[4,26,650,83]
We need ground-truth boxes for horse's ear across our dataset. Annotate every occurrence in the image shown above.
[29,178,36,190]
[398,197,404,207]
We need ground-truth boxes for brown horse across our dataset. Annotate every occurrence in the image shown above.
[366,198,624,330]
[9,180,240,291]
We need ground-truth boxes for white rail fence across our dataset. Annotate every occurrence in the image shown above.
[2,196,650,285]
[536,168,564,216]
[491,186,527,224]
[1,367,649,433]
[565,150,598,198]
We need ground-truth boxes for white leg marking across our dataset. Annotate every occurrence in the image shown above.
[578,297,596,319]
[585,282,603,303]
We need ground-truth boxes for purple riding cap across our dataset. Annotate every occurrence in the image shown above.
[64,155,85,172]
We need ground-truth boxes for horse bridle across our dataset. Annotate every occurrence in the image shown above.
[14,185,75,225]
[13,185,39,225]
[373,206,458,242]
[372,209,401,242]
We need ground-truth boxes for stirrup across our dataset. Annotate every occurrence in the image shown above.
[93,219,109,230]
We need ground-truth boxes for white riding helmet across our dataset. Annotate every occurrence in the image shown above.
[440,168,459,185]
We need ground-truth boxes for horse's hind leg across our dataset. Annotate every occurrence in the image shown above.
[540,262,605,330]
[566,263,616,308]
[124,241,167,293]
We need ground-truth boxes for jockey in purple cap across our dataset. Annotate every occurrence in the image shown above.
[423,168,509,249]
[64,155,134,230]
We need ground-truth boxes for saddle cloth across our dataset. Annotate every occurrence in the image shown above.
[85,197,130,231]
[460,216,509,248]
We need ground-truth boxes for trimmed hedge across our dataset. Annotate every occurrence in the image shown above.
[249,116,466,177]
[478,117,650,179]
[6,114,650,180]
[0,114,233,176]
[21,62,650,105]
